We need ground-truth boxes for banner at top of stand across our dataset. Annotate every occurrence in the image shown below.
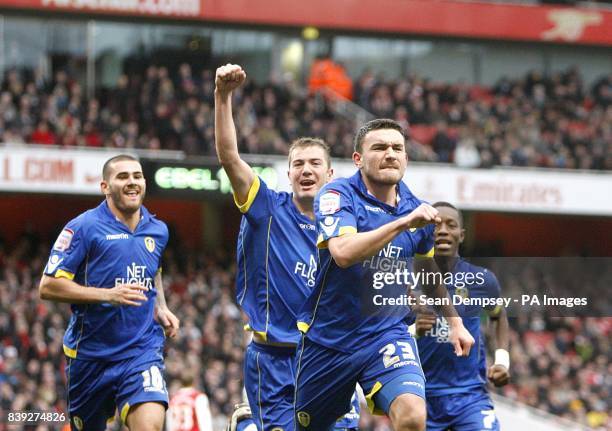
[2,0,612,46]
[272,159,612,217]
[0,145,129,195]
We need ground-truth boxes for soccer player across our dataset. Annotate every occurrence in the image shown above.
[294,119,474,431]
[215,64,359,431]
[167,371,213,431]
[39,154,179,431]
[415,202,510,431]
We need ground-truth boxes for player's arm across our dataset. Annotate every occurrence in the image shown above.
[154,270,180,338]
[328,203,440,268]
[414,257,474,356]
[487,306,510,387]
[214,63,254,206]
[39,275,148,306]
[414,303,437,337]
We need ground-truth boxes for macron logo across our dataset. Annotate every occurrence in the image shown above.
[365,205,385,214]
[320,217,339,237]
[106,233,129,240]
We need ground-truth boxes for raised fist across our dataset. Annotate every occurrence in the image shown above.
[215,63,246,96]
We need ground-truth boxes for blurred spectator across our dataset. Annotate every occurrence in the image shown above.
[30,121,56,145]
[308,55,354,100]
[0,65,609,170]
[454,136,481,168]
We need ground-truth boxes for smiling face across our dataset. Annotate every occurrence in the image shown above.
[101,159,146,215]
[288,145,333,202]
[434,205,464,257]
[353,128,407,186]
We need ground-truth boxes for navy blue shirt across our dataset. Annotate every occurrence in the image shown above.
[417,258,502,396]
[298,171,435,353]
[235,176,318,344]
[44,201,168,361]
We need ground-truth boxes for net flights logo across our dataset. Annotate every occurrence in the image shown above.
[295,255,317,287]
[115,263,154,291]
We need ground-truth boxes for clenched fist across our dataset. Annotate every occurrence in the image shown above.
[488,364,510,387]
[404,203,441,230]
[215,64,246,97]
[415,310,437,337]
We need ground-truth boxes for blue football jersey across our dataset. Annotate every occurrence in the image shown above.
[417,258,502,396]
[297,171,435,353]
[44,201,168,361]
[235,176,319,344]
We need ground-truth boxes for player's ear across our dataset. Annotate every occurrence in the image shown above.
[459,228,465,244]
[327,167,334,181]
[100,179,110,196]
[352,152,362,169]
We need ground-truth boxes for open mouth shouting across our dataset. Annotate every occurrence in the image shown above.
[299,178,317,191]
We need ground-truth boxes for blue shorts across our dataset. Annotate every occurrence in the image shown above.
[244,342,359,431]
[426,388,499,431]
[294,328,425,430]
[65,348,168,431]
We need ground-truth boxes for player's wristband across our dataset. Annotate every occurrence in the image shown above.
[494,349,510,369]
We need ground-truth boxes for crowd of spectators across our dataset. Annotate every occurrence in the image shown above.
[0,230,609,430]
[0,63,610,170]
[485,258,611,430]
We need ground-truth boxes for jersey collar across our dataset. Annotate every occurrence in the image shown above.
[98,200,152,230]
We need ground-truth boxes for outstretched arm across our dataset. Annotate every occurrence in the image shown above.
[214,63,254,206]
[414,257,474,357]
[39,275,148,306]
[328,203,440,268]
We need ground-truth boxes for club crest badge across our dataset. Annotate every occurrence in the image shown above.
[144,237,155,253]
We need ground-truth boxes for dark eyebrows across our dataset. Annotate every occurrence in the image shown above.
[292,157,323,164]
[114,170,143,177]
[370,141,404,149]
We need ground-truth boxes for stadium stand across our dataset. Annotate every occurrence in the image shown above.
[0,65,610,170]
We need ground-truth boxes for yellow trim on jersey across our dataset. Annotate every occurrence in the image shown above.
[234,175,261,213]
[63,344,77,358]
[489,304,503,317]
[365,381,385,415]
[264,216,272,336]
[415,246,435,258]
[244,324,268,342]
[55,269,75,280]
[297,322,310,333]
[120,403,131,423]
[316,234,326,248]
[316,226,358,249]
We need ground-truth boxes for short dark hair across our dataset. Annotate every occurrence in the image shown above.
[288,137,331,168]
[353,118,406,153]
[433,201,463,228]
[102,154,139,181]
